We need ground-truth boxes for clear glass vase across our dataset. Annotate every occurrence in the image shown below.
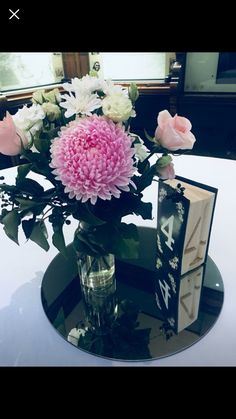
[76,224,117,335]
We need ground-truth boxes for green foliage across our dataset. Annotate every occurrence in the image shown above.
[73,221,140,259]
[29,221,49,251]
[1,210,21,244]
[128,83,139,104]
[156,154,172,168]
[33,132,51,153]
[0,184,18,193]
[77,299,151,360]
[16,198,45,212]
[17,163,32,180]
[133,164,157,193]
[22,217,36,239]
[52,223,67,258]
[144,128,155,143]
[16,178,44,196]
[72,202,106,226]
[92,191,152,222]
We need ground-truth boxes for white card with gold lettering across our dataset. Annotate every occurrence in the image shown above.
[157,176,218,276]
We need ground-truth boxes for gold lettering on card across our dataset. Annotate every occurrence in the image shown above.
[184,217,201,254]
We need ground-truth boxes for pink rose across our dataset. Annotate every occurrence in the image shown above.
[0,112,26,156]
[155,110,196,151]
[158,162,175,180]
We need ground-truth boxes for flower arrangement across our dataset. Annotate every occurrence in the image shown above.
[0,73,196,259]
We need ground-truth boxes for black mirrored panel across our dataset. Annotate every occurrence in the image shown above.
[41,227,224,361]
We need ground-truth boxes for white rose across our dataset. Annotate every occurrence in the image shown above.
[13,104,45,138]
[42,102,61,121]
[102,94,135,122]
[32,89,45,105]
[43,88,61,104]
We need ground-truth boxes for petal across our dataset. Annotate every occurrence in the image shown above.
[159,124,184,151]
[157,110,172,129]
[178,131,196,150]
[173,115,192,132]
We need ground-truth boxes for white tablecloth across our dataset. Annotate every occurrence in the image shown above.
[0,154,235,366]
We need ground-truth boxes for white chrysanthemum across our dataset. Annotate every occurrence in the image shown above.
[13,104,45,141]
[101,79,128,97]
[63,75,103,94]
[102,93,135,122]
[60,92,102,118]
[62,77,81,92]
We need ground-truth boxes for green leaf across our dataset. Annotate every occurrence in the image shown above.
[52,225,67,258]
[46,127,60,140]
[1,210,21,245]
[16,198,45,211]
[137,159,150,174]
[21,149,48,165]
[73,234,94,255]
[29,221,49,251]
[144,128,155,143]
[92,191,151,222]
[16,178,44,196]
[0,208,9,221]
[128,83,139,103]
[120,222,139,241]
[134,165,157,193]
[33,132,51,153]
[72,203,106,226]
[113,223,139,259]
[22,217,36,239]
[0,184,18,193]
[92,222,140,259]
[156,154,172,168]
[134,200,152,220]
[17,164,32,181]
[19,204,47,218]
[73,229,102,256]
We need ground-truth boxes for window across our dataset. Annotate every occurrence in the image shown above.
[0,52,177,121]
[0,53,64,93]
[184,52,236,93]
[89,52,176,82]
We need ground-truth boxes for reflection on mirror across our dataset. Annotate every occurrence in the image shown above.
[41,227,224,362]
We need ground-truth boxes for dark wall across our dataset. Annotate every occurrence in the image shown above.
[130,93,171,139]
[174,52,236,159]
[177,95,236,159]
[132,91,236,160]
[0,155,13,170]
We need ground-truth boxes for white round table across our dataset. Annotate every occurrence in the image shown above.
[0,154,235,366]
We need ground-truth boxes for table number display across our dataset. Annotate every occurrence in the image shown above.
[155,176,217,332]
[155,262,204,333]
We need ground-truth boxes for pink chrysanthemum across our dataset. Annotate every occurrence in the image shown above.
[50,115,136,204]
